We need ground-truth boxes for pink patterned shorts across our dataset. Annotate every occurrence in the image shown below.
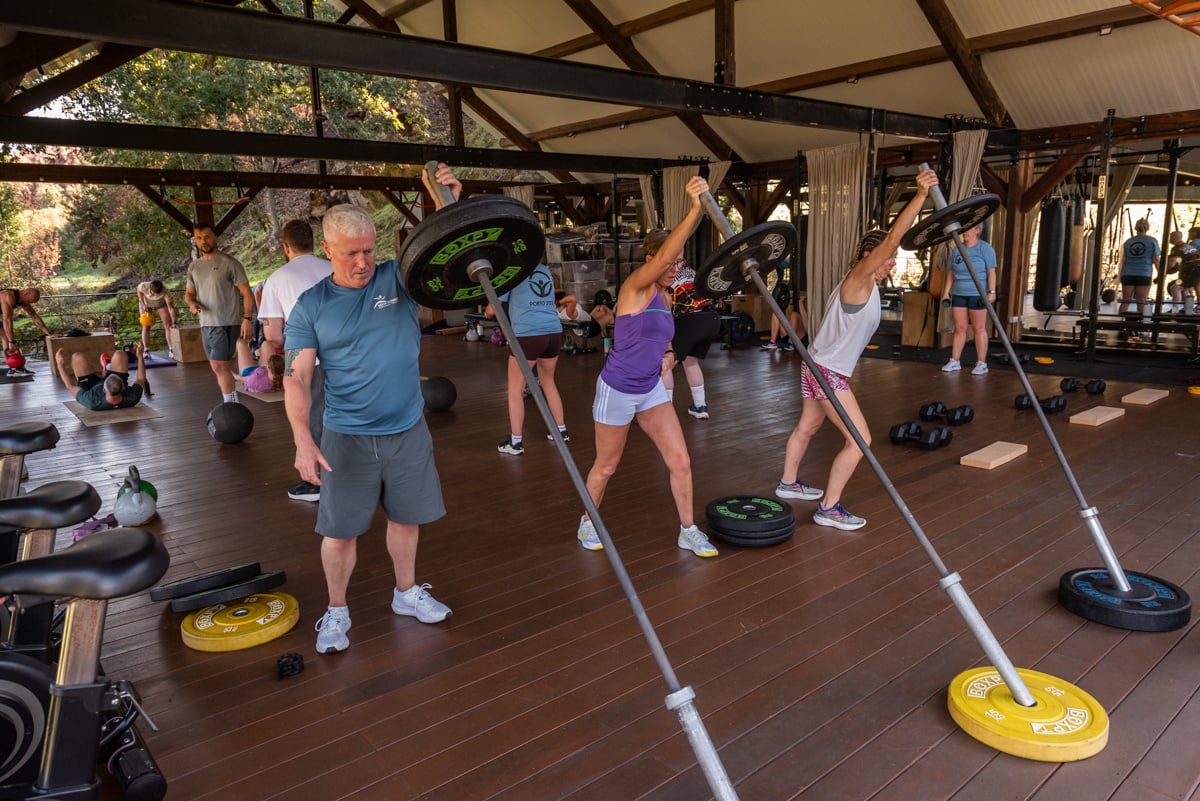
[800,362,850,401]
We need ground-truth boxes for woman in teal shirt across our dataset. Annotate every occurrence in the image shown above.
[940,224,997,375]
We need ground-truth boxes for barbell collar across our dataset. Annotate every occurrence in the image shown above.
[466,258,494,281]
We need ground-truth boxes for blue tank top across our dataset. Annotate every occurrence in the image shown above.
[1121,235,1159,278]
[600,290,673,393]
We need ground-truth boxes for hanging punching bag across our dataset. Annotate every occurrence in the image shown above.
[1069,200,1086,286]
[1033,197,1067,312]
[1059,199,1074,290]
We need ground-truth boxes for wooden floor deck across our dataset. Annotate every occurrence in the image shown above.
[4,329,1200,801]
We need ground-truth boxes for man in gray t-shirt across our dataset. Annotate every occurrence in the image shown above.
[185,223,254,401]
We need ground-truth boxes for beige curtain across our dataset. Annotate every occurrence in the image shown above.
[638,175,659,229]
[805,142,868,334]
[661,164,698,230]
[502,185,534,210]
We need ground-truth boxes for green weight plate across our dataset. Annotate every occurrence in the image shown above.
[705,495,794,535]
[181,592,300,653]
[695,221,794,300]
[169,570,286,613]
[150,562,262,602]
[398,195,544,310]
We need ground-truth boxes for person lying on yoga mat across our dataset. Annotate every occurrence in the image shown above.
[56,343,149,411]
[235,338,284,394]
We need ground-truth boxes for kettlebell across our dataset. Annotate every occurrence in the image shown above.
[113,465,158,526]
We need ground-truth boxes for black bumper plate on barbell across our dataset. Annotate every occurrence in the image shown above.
[150,562,262,602]
[696,221,794,300]
[169,570,287,613]
[1059,568,1191,632]
[398,195,544,310]
[708,520,794,548]
[705,494,795,535]
[900,194,1001,251]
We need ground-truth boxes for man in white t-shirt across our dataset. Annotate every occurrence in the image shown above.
[258,218,332,502]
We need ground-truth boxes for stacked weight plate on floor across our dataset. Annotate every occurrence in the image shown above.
[149,563,298,652]
[705,495,795,547]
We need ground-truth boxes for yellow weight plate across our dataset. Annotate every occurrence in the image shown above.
[947,667,1108,762]
[1034,356,1055,364]
[181,592,300,653]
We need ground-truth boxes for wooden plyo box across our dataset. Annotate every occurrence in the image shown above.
[167,326,208,363]
[1121,388,1169,406]
[46,333,115,386]
[960,441,1027,470]
[1069,406,1125,426]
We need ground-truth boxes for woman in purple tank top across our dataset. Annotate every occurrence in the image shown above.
[575,176,719,558]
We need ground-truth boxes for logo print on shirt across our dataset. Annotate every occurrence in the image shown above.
[531,277,554,298]
[373,294,399,309]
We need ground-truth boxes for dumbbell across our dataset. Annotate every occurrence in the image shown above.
[1059,377,1106,394]
[918,401,975,426]
[889,421,952,450]
[1015,393,1066,413]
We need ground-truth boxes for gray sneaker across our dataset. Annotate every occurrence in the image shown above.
[775,479,824,501]
[577,517,603,551]
[677,525,718,557]
[813,502,866,531]
[315,607,351,654]
[392,583,451,623]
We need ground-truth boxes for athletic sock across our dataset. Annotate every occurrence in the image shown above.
[222,392,238,403]
[510,435,522,446]
[557,425,567,433]
[691,385,706,407]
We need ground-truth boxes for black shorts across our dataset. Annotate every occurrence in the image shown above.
[513,332,561,361]
[1119,274,1152,288]
[671,309,721,360]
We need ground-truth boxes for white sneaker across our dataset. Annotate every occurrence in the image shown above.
[941,359,961,373]
[971,361,989,375]
[677,525,718,557]
[392,583,451,623]
[577,516,603,550]
[315,607,351,654]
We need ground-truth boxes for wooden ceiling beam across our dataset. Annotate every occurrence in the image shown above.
[523,6,1152,144]
[536,0,731,59]
[559,0,740,161]
[0,43,148,115]
[382,0,437,21]
[914,0,1010,126]
[1020,144,1096,213]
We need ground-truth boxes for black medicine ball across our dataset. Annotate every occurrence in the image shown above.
[421,376,457,412]
[207,402,254,443]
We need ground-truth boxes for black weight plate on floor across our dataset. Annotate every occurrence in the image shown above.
[169,571,287,613]
[1059,568,1191,632]
[709,516,795,541]
[705,495,794,535]
[708,521,794,548]
[150,562,262,601]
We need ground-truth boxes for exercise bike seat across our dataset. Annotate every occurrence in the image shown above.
[0,527,168,601]
[0,422,60,456]
[0,480,102,532]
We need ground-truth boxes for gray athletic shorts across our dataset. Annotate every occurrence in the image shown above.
[315,420,445,539]
[201,325,239,361]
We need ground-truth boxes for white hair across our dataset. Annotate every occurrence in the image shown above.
[322,204,375,240]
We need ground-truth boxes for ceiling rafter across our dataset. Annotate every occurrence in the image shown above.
[0,43,148,115]
[559,0,740,161]
[536,0,735,60]
[913,0,1010,126]
[520,6,1151,144]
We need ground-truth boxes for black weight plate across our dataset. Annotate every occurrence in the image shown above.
[150,562,262,601]
[730,312,755,343]
[169,571,287,614]
[398,195,544,310]
[696,221,795,300]
[705,495,795,535]
[1059,568,1191,632]
[709,516,795,541]
[900,194,1001,251]
[708,522,794,548]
